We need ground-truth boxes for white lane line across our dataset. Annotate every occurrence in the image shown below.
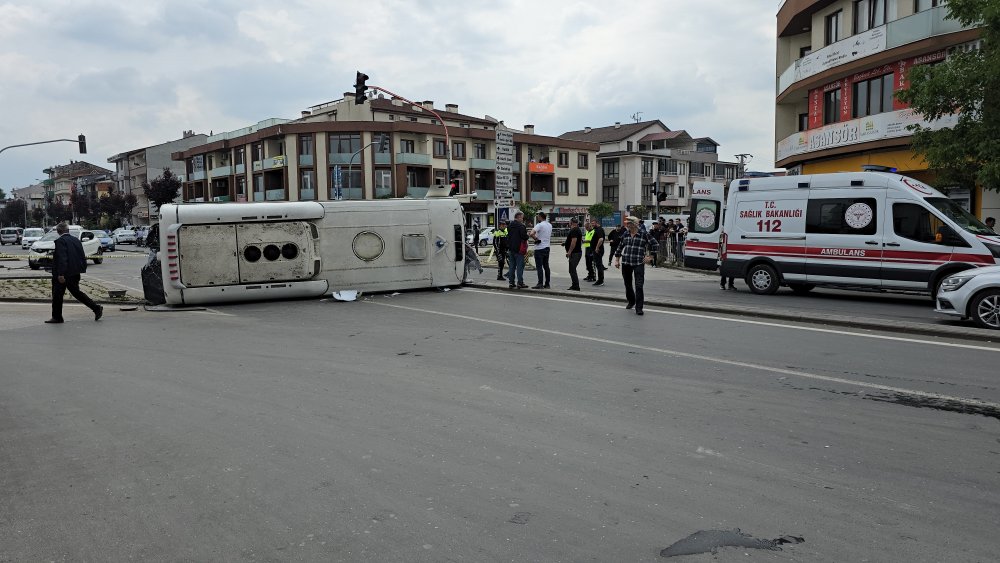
[368,299,1000,411]
[458,287,1000,353]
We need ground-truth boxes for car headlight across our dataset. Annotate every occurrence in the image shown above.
[940,275,974,292]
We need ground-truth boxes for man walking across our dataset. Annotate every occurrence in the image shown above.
[613,216,658,316]
[590,219,606,286]
[529,212,552,289]
[563,216,584,291]
[46,222,103,324]
[493,219,509,281]
[506,212,529,289]
[607,224,623,266]
[582,219,596,281]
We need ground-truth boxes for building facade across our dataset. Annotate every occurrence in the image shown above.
[560,121,737,218]
[171,95,599,228]
[108,131,208,225]
[775,0,986,215]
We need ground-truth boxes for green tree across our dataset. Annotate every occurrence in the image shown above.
[2,199,27,227]
[588,202,614,221]
[518,202,541,222]
[896,0,999,191]
[144,168,182,210]
[630,204,649,220]
[31,207,45,225]
[0,188,7,200]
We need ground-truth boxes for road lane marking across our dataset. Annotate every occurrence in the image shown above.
[369,299,1000,411]
[458,288,1000,353]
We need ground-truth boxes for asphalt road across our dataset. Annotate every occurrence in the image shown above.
[1,287,997,561]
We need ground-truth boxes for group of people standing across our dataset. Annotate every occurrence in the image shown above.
[493,213,660,315]
[648,218,687,267]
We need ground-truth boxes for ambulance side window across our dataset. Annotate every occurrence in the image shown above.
[806,198,878,235]
[893,203,970,247]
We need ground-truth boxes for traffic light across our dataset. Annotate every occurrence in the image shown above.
[378,133,389,152]
[354,71,369,105]
[657,191,667,202]
[78,134,87,154]
[449,170,461,196]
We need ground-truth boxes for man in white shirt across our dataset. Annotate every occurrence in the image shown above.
[529,212,552,289]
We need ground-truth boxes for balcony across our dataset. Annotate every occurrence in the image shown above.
[396,153,431,166]
[661,197,688,207]
[209,165,232,177]
[375,186,393,199]
[776,107,959,163]
[470,158,495,169]
[299,155,314,167]
[235,163,246,174]
[190,171,206,181]
[374,153,392,165]
[264,156,286,169]
[476,189,495,200]
[328,152,356,165]
[331,188,363,200]
[406,186,430,198]
[777,5,974,95]
[265,189,285,201]
[530,191,554,202]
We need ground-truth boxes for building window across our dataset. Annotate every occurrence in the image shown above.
[452,141,466,159]
[853,74,895,117]
[577,179,588,196]
[799,45,812,58]
[235,147,245,165]
[400,139,415,153]
[602,160,620,179]
[798,113,809,132]
[300,170,316,200]
[252,143,264,162]
[236,176,246,198]
[658,158,678,175]
[915,0,945,12]
[375,169,393,198]
[690,162,707,177]
[642,159,653,177]
[626,141,633,152]
[558,151,569,167]
[253,174,264,201]
[557,178,569,195]
[331,168,362,199]
[329,133,361,154]
[825,10,842,46]
[474,143,487,159]
[602,185,619,203]
[823,89,842,124]
[577,153,589,169]
[298,134,313,156]
[433,139,447,157]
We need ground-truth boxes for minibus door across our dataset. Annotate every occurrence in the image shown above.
[804,189,886,288]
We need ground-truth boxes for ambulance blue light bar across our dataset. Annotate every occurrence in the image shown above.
[738,179,751,191]
[861,164,897,173]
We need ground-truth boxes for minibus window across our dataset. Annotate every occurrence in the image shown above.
[894,202,971,247]
[924,197,993,236]
[806,198,878,235]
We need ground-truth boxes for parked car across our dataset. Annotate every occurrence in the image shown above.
[935,266,1000,329]
[92,229,115,252]
[1,227,23,245]
[113,228,137,245]
[465,226,495,247]
[28,228,103,270]
[20,227,45,249]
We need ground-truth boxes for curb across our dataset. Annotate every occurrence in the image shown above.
[465,282,998,344]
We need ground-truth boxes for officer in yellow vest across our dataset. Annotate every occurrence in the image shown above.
[583,219,596,281]
[493,220,509,281]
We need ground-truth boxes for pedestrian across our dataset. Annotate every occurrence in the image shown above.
[987,217,996,232]
[591,219,606,286]
[493,219,509,281]
[648,222,662,267]
[674,221,687,265]
[720,270,737,290]
[506,212,529,289]
[583,219,596,281]
[613,216,658,316]
[46,222,103,324]
[607,224,623,266]
[472,221,481,248]
[529,212,552,289]
[564,216,584,290]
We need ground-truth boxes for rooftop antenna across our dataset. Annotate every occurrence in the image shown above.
[631,111,643,123]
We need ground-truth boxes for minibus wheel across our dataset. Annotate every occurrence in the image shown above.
[746,263,780,295]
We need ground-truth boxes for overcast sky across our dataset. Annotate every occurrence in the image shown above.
[0,0,780,192]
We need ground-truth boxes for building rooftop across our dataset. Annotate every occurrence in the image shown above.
[559,120,667,144]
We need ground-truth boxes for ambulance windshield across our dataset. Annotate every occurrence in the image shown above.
[925,197,994,235]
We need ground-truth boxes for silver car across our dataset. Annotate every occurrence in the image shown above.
[935,265,1000,329]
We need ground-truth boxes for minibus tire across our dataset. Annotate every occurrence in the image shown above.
[788,283,815,295]
[970,289,1000,330]
[746,263,780,295]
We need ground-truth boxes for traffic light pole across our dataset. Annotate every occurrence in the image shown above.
[0,135,87,155]
[363,84,452,186]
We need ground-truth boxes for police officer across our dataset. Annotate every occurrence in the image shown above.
[583,219,596,281]
[493,220,509,281]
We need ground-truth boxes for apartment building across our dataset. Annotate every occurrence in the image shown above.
[171,95,599,228]
[560,121,738,218]
[41,161,113,204]
[108,131,208,225]
[775,0,985,214]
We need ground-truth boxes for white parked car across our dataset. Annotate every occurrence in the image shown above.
[466,226,495,247]
[935,265,1000,329]
[113,228,137,245]
[20,227,45,249]
[29,228,103,270]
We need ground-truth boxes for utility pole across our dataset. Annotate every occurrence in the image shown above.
[735,153,753,178]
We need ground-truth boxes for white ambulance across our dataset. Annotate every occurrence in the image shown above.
[685,171,999,298]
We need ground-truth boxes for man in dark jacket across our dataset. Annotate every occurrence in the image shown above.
[505,212,529,289]
[607,224,623,266]
[46,223,103,324]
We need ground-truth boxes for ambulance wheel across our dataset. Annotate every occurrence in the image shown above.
[971,290,1000,330]
[746,263,780,295]
[788,283,815,295]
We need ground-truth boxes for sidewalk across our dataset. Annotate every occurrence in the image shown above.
[470,247,998,343]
